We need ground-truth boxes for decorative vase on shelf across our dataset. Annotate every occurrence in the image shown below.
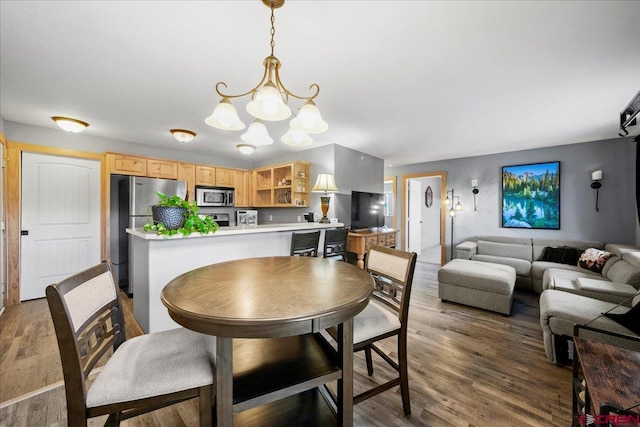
[151,206,187,230]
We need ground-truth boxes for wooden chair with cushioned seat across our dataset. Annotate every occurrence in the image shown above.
[323,227,349,261]
[350,245,417,415]
[290,230,321,257]
[46,260,215,427]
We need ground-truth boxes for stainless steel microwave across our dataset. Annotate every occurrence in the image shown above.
[195,186,234,207]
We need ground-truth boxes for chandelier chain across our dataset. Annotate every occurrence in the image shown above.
[270,2,276,56]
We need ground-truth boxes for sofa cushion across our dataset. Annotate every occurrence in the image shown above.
[604,243,640,258]
[604,259,640,287]
[542,267,601,290]
[531,261,582,280]
[578,248,612,273]
[539,290,635,338]
[600,256,620,277]
[477,240,532,262]
[472,254,531,276]
[623,252,640,268]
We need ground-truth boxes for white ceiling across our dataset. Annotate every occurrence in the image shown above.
[1,1,639,167]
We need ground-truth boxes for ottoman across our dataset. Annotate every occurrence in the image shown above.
[438,259,516,315]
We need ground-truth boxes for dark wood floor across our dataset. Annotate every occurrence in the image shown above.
[0,262,572,426]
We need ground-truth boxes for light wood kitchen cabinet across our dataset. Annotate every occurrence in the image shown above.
[195,165,216,186]
[147,159,178,179]
[234,170,251,207]
[215,168,235,187]
[109,153,147,176]
[252,161,311,207]
[177,163,196,201]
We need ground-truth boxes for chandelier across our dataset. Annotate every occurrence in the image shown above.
[204,0,327,154]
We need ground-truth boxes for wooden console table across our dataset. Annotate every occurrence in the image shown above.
[347,229,398,269]
[572,336,640,426]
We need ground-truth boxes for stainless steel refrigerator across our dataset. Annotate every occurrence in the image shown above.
[115,176,186,295]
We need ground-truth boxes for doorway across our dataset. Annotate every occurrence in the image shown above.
[20,152,101,300]
[402,172,446,265]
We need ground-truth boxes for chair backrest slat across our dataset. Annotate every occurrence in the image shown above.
[324,228,349,261]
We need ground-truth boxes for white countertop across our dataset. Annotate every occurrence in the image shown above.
[127,222,345,240]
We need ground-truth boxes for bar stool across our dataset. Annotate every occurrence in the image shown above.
[290,230,321,257]
[323,228,349,261]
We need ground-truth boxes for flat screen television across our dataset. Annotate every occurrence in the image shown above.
[350,191,385,230]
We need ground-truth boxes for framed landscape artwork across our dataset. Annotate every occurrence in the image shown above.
[502,161,560,229]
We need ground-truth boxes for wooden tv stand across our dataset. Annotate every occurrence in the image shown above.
[347,228,399,269]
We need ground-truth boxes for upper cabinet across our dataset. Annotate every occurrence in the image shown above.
[147,159,178,179]
[215,168,235,187]
[195,166,216,186]
[253,161,311,208]
[109,153,147,176]
[234,170,252,207]
[177,163,196,201]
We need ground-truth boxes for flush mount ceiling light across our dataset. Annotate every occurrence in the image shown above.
[51,116,89,133]
[205,0,327,149]
[170,129,197,143]
[237,144,256,155]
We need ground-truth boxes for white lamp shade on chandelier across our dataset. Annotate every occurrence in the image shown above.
[289,100,328,134]
[170,129,196,143]
[281,129,313,147]
[205,98,246,131]
[241,120,273,146]
[204,0,326,155]
[52,116,89,133]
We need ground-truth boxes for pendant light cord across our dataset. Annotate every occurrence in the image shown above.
[270,2,276,56]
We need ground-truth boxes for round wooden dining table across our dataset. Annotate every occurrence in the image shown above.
[161,256,374,426]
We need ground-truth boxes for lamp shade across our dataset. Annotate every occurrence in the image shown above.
[241,120,273,146]
[205,97,246,130]
[281,128,313,146]
[289,99,328,134]
[52,116,89,133]
[312,173,338,193]
[246,82,292,121]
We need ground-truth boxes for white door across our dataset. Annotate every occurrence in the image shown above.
[20,153,101,301]
[407,179,422,255]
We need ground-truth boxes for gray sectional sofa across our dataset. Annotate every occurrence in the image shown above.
[455,236,605,293]
[454,236,640,363]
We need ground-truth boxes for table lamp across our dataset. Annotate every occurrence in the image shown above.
[312,173,339,223]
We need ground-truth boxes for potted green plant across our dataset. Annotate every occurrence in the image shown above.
[144,191,219,237]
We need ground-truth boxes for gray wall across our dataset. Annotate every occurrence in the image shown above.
[3,120,249,168]
[254,144,384,226]
[386,137,638,259]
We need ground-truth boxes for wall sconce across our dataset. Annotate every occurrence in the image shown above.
[471,179,479,211]
[445,189,462,259]
[591,170,602,211]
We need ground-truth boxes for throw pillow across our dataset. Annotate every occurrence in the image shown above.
[578,248,611,273]
[604,303,640,335]
[542,246,580,266]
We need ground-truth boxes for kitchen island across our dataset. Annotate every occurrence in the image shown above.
[127,222,344,333]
